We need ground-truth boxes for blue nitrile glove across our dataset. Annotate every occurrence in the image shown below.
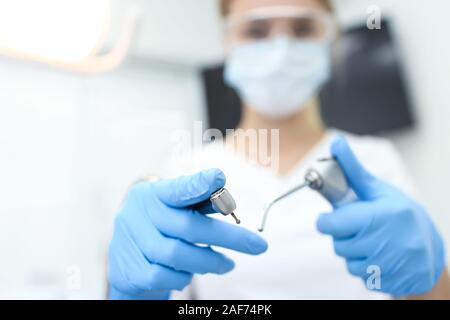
[317,137,446,297]
[108,168,268,300]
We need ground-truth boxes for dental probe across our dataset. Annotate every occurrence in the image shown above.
[258,157,355,232]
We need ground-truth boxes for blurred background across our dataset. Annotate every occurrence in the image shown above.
[0,0,449,299]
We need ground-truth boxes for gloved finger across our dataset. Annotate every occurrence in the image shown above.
[130,263,193,292]
[192,200,216,215]
[108,229,193,293]
[149,237,235,275]
[155,168,226,208]
[117,207,235,274]
[316,202,374,238]
[109,287,171,300]
[346,259,368,278]
[331,137,387,200]
[333,238,368,260]
[155,208,268,255]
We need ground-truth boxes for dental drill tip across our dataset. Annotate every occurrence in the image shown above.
[231,213,241,224]
[258,228,264,233]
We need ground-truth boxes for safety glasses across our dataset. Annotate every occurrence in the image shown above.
[224,6,336,47]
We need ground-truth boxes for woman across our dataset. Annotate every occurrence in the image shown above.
[163,0,443,299]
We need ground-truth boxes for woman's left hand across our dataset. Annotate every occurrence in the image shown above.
[317,137,446,297]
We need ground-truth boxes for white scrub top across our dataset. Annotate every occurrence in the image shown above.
[165,130,417,300]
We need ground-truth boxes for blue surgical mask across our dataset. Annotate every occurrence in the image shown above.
[224,36,332,119]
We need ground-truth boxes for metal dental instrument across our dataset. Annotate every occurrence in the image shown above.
[258,157,355,232]
[258,182,308,232]
[211,188,241,224]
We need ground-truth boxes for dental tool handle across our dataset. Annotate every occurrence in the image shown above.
[210,188,241,224]
[306,158,357,208]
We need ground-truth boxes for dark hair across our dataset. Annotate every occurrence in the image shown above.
[220,0,334,16]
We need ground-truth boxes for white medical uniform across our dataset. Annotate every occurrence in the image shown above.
[166,129,416,300]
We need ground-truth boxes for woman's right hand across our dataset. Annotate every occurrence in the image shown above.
[108,169,268,300]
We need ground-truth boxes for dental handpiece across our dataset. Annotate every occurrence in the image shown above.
[258,157,356,232]
[210,188,241,224]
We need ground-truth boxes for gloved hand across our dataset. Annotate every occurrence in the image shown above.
[317,137,446,297]
[108,168,268,300]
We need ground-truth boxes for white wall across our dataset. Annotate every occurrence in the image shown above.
[0,57,204,298]
[108,0,224,66]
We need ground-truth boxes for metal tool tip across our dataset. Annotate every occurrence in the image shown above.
[257,228,264,232]
[231,213,241,224]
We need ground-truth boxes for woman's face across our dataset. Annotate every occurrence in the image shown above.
[224,0,332,47]
[222,0,334,121]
